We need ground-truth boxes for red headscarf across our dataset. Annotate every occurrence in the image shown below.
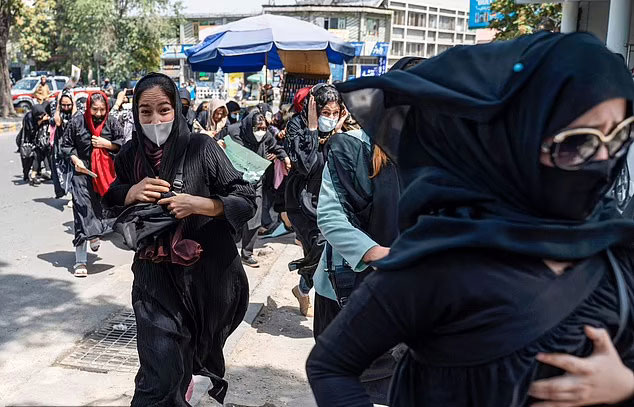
[293,86,312,113]
[85,91,116,196]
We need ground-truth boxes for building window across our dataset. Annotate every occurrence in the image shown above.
[366,18,379,36]
[456,18,465,32]
[439,15,455,31]
[393,10,405,25]
[429,7,437,12]
[427,30,436,41]
[407,28,425,40]
[428,14,437,29]
[393,27,405,39]
[408,11,426,27]
[440,9,454,14]
[465,34,476,43]
[426,43,435,57]
[391,1,406,8]
[392,41,404,56]
[437,44,452,54]
[325,17,346,30]
[439,32,453,42]
[406,42,424,56]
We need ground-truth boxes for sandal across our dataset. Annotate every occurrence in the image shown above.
[89,239,100,252]
[73,263,88,278]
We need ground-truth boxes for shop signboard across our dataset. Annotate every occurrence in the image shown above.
[360,65,380,77]
[469,0,497,29]
[370,42,390,57]
[348,42,365,57]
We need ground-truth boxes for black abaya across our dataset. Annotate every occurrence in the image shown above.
[103,73,256,406]
[61,114,123,246]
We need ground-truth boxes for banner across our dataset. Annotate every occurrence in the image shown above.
[223,137,272,183]
[469,0,497,29]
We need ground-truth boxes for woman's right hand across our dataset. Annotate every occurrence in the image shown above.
[307,95,318,131]
[362,245,390,263]
[125,177,171,206]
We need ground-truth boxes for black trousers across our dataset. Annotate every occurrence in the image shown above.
[313,293,341,339]
[241,225,258,257]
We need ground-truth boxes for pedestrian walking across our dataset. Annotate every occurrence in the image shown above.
[307,31,634,406]
[102,78,114,98]
[226,100,241,125]
[223,110,288,267]
[50,90,76,198]
[179,88,197,131]
[199,99,228,138]
[61,91,123,277]
[102,72,255,406]
[284,83,346,317]
[18,104,50,185]
[34,76,51,104]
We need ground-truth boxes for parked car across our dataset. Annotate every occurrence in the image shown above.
[11,76,69,112]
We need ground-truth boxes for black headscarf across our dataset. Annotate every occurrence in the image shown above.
[235,110,269,152]
[132,72,191,186]
[31,104,47,126]
[336,31,634,269]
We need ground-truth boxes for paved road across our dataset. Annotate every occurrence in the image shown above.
[0,131,136,404]
[0,131,307,406]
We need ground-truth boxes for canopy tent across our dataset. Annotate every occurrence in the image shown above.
[185,14,355,73]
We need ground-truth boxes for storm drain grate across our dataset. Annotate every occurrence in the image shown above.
[56,309,139,373]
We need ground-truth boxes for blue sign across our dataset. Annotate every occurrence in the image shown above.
[329,63,345,82]
[370,42,390,57]
[469,0,496,29]
[162,44,195,59]
[378,57,388,75]
[360,65,380,77]
[348,42,365,57]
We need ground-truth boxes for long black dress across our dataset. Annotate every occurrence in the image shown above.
[307,248,634,406]
[103,74,256,406]
[61,114,123,246]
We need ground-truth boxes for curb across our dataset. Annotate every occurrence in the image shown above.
[190,243,302,407]
[0,122,20,134]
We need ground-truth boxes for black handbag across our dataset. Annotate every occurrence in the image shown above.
[113,151,186,251]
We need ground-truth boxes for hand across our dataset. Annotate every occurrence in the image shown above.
[157,193,200,220]
[278,129,286,140]
[217,139,226,149]
[335,108,349,133]
[307,95,318,131]
[125,177,171,205]
[115,89,127,108]
[91,136,111,149]
[266,153,276,161]
[71,156,89,175]
[362,245,390,263]
[284,157,291,171]
[528,326,634,406]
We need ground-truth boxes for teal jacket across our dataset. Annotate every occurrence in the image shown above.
[314,129,377,301]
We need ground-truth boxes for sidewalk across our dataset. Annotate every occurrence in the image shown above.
[0,116,22,134]
[1,239,301,407]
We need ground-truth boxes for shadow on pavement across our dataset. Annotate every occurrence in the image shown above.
[0,273,123,350]
[37,250,114,274]
[254,296,313,339]
[33,197,70,212]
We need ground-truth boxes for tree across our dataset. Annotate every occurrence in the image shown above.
[0,0,23,117]
[15,0,57,68]
[489,0,561,41]
[55,0,180,85]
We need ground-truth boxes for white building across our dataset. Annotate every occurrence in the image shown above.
[385,0,476,66]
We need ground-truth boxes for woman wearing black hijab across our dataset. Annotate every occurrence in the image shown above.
[224,110,287,266]
[306,32,634,406]
[18,104,50,185]
[103,73,255,406]
[179,88,197,131]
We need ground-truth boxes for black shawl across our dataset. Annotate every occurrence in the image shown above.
[336,31,634,268]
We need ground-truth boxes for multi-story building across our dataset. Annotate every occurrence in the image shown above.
[385,0,476,66]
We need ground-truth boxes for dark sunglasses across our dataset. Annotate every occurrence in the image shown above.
[541,116,634,170]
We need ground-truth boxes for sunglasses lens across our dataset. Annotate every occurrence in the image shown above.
[608,124,633,157]
[553,133,600,168]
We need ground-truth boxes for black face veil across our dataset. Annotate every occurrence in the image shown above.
[336,32,634,268]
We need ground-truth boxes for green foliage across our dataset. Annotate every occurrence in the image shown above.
[489,0,562,41]
[9,0,181,83]
[15,0,57,65]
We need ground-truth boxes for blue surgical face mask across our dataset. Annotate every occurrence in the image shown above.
[318,115,338,132]
[231,113,240,121]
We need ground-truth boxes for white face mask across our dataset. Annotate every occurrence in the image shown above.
[318,115,338,133]
[253,130,266,142]
[141,120,173,146]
